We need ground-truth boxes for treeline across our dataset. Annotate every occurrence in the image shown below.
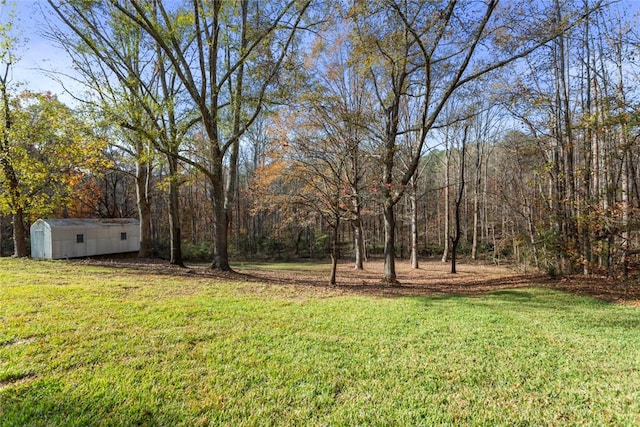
[0,1,638,283]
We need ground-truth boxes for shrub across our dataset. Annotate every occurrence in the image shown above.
[182,241,213,262]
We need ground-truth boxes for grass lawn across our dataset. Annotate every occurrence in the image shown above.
[1,258,638,426]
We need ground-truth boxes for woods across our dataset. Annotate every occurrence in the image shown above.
[1,0,639,282]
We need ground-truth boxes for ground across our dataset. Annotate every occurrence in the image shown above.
[3,257,638,424]
[74,257,640,305]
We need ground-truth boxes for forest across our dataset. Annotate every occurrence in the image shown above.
[1,0,639,285]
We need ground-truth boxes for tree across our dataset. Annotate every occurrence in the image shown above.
[105,0,315,271]
[287,138,351,285]
[496,0,640,276]
[283,78,371,283]
[450,124,468,274]
[49,0,195,265]
[0,91,106,256]
[0,2,25,256]
[248,127,317,259]
[468,98,499,261]
[350,0,601,283]
[494,130,546,269]
[300,25,374,269]
[0,3,104,256]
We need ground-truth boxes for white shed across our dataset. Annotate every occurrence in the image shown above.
[30,218,140,260]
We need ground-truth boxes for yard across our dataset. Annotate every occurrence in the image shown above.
[1,258,638,425]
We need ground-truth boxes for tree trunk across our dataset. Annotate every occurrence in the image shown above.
[224,137,240,245]
[471,188,479,260]
[621,151,629,278]
[353,216,365,269]
[210,160,231,271]
[1,164,26,258]
[350,135,365,269]
[382,97,400,283]
[410,177,419,269]
[135,158,153,258]
[450,126,467,274]
[330,216,340,285]
[557,4,577,267]
[442,136,450,263]
[383,201,397,284]
[527,208,539,268]
[168,156,184,267]
[450,235,459,274]
[0,71,26,258]
[12,208,27,258]
[581,9,593,275]
[471,140,482,260]
[224,0,247,255]
[613,15,630,279]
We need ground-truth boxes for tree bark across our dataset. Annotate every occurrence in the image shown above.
[471,139,482,260]
[330,216,340,285]
[450,125,468,274]
[380,79,403,283]
[350,131,365,270]
[224,0,247,248]
[211,159,231,271]
[442,135,450,263]
[353,215,365,270]
[12,208,27,258]
[167,155,184,267]
[135,158,153,258]
[581,7,593,275]
[383,201,397,283]
[410,176,419,269]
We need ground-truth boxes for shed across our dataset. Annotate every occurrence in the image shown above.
[30,218,140,260]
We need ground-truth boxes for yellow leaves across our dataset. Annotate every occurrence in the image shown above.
[306,36,327,71]
[249,159,288,206]
[174,9,195,31]
[0,90,108,217]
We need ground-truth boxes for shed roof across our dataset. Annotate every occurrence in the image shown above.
[38,218,139,228]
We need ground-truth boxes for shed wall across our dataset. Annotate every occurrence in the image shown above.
[31,219,140,259]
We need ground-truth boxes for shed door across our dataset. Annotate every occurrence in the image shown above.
[32,230,45,258]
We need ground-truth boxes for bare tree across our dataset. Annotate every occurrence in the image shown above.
[349,0,597,283]
[302,27,373,270]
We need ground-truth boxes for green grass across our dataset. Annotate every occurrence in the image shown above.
[1,258,638,426]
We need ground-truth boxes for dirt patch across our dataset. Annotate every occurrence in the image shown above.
[71,257,640,304]
[235,260,543,298]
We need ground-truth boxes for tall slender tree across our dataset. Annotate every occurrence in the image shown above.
[0,2,24,256]
[450,124,468,274]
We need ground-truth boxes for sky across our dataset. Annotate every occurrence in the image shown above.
[3,0,77,103]
[4,0,640,108]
